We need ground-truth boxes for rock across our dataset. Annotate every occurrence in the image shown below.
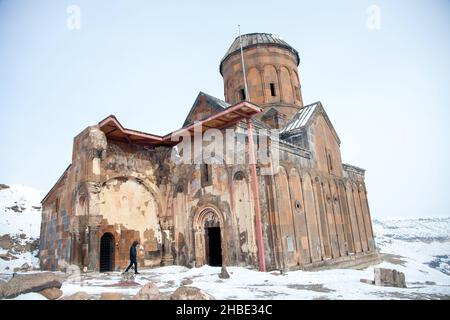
[160,292,172,300]
[360,279,374,285]
[0,184,10,190]
[121,271,135,283]
[167,280,175,286]
[3,272,64,299]
[374,268,406,288]
[219,266,230,279]
[65,264,81,280]
[425,281,436,285]
[13,267,20,273]
[19,234,27,240]
[8,253,18,260]
[170,286,215,300]
[0,253,9,261]
[25,239,40,253]
[133,282,160,300]
[181,278,193,286]
[100,292,123,300]
[0,235,14,250]
[7,204,25,213]
[61,291,90,300]
[0,280,7,299]
[39,287,63,300]
[20,263,31,272]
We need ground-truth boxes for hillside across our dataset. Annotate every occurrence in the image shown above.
[0,184,45,273]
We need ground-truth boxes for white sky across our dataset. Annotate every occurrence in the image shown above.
[0,0,449,219]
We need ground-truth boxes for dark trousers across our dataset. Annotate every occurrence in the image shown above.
[125,258,138,273]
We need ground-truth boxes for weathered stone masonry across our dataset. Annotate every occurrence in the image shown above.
[39,33,378,272]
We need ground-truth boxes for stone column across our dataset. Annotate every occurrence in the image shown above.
[88,226,100,271]
[275,65,284,103]
[257,64,266,103]
[194,230,205,266]
[161,226,174,266]
[81,226,89,270]
[70,232,78,265]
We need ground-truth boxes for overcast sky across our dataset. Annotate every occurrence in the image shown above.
[0,0,449,219]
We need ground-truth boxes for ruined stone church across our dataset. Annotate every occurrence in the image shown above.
[40,33,378,273]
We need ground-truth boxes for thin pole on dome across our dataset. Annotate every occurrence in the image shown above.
[238,25,249,101]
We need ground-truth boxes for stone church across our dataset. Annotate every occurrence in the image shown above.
[39,33,378,273]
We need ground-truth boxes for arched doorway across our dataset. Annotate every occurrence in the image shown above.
[193,207,225,267]
[100,233,114,272]
[204,219,222,266]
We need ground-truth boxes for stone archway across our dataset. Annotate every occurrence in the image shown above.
[193,207,225,267]
[99,233,114,272]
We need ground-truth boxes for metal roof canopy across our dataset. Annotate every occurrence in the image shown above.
[98,101,262,147]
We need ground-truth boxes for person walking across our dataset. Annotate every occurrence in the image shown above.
[124,240,140,274]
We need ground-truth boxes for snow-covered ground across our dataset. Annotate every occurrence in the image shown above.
[1,183,449,299]
[0,184,45,272]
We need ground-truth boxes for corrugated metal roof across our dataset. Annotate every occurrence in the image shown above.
[281,102,320,133]
[220,33,299,75]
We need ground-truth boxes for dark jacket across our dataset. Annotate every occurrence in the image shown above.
[130,245,137,260]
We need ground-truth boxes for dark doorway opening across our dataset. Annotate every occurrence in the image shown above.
[206,227,222,266]
[100,233,114,272]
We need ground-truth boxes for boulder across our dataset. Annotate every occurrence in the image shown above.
[160,292,172,300]
[25,240,40,253]
[39,287,63,300]
[3,272,64,299]
[170,286,215,300]
[0,183,10,190]
[65,264,81,280]
[8,253,18,260]
[61,291,90,300]
[219,266,230,279]
[1,252,18,261]
[0,235,13,250]
[121,271,135,283]
[0,280,7,299]
[374,268,406,288]
[100,292,123,300]
[181,278,193,286]
[20,263,31,272]
[360,279,374,285]
[133,282,160,300]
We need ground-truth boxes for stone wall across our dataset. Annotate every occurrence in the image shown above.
[40,120,377,272]
[221,45,303,120]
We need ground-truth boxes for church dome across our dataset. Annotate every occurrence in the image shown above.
[220,32,299,75]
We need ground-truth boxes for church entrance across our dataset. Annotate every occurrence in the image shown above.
[193,207,225,267]
[206,227,222,266]
[99,233,114,272]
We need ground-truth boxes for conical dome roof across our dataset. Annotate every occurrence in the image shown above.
[220,33,299,75]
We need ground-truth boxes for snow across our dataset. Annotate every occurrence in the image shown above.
[0,184,45,238]
[0,184,45,273]
[0,249,39,273]
[1,183,449,299]
[10,292,47,300]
